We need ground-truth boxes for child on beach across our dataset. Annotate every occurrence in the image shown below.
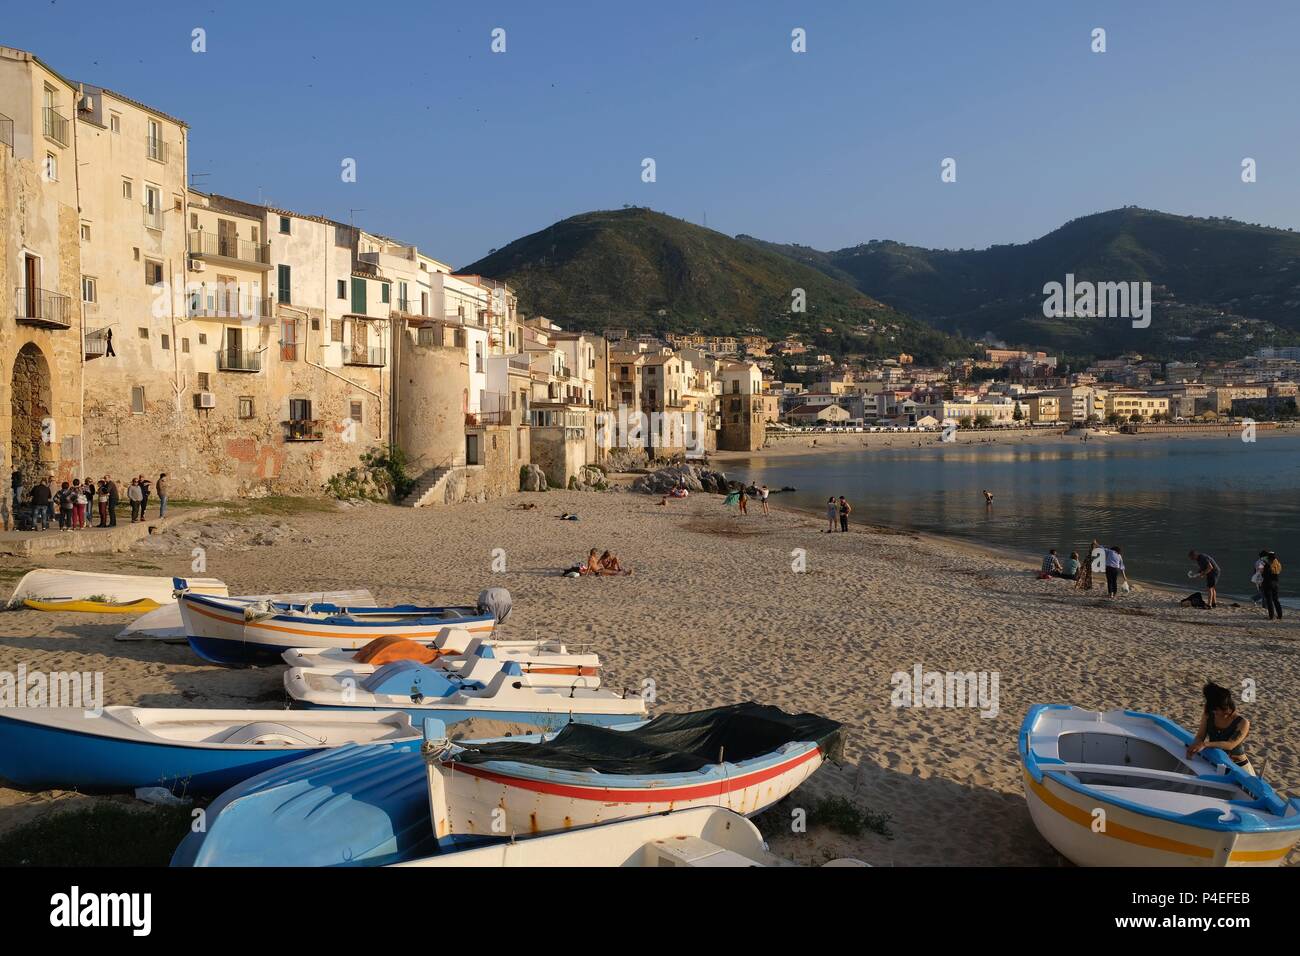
[1187,682,1254,775]
[760,485,770,516]
[825,497,837,532]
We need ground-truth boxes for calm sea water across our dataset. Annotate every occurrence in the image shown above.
[725,434,1300,604]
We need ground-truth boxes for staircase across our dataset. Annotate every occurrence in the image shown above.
[401,464,454,508]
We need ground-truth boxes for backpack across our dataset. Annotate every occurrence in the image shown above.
[1270,557,1282,576]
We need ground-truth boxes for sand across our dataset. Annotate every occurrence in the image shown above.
[1,490,1297,866]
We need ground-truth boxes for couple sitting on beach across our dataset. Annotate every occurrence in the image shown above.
[564,549,632,577]
[1039,549,1080,580]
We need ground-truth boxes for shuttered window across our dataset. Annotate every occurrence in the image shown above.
[277,264,291,304]
[350,277,366,314]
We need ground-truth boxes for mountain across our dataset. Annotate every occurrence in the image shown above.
[461,208,974,365]
[742,208,1300,361]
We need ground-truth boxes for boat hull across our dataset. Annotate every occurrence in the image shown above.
[436,742,824,846]
[295,701,636,731]
[180,592,495,666]
[1022,768,1296,867]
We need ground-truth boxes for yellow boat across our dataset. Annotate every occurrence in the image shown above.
[23,597,162,614]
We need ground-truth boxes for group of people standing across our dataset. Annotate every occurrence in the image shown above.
[6,471,169,532]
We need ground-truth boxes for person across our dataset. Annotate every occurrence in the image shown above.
[760,484,770,516]
[104,327,115,357]
[128,478,143,523]
[598,550,632,576]
[982,489,994,506]
[1104,544,1126,598]
[1076,539,1099,591]
[1064,551,1081,581]
[157,472,168,518]
[28,480,51,531]
[1188,549,1220,609]
[56,481,72,530]
[106,476,119,527]
[0,491,9,533]
[838,495,852,532]
[1041,549,1064,576]
[138,475,151,516]
[825,497,837,532]
[1259,550,1283,621]
[579,548,603,575]
[1187,682,1254,775]
[70,479,86,530]
[95,479,109,527]
[737,485,747,515]
[10,468,22,509]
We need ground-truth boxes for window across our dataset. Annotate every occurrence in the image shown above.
[190,212,198,229]
[182,338,190,354]
[138,327,149,339]
[421,291,429,316]
[289,397,312,421]
[45,152,58,181]
[277,264,291,304]
[122,179,133,200]
[336,279,346,299]
[81,276,97,303]
[109,112,120,133]
[278,215,290,234]
[330,319,343,342]
[80,223,91,241]
[197,372,209,390]
[198,333,207,345]
[144,185,162,229]
[147,119,163,160]
[350,277,367,313]
[380,283,390,305]
[280,318,297,361]
[131,386,146,414]
[310,317,320,331]
[144,259,164,285]
[161,334,170,350]
[349,400,363,423]
[238,396,254,419]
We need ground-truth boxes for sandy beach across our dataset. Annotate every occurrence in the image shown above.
[1,490,1297,866]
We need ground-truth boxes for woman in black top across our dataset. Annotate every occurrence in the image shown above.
[1186,682,1253,775]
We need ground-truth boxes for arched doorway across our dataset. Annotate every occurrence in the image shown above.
[10,343,53,484]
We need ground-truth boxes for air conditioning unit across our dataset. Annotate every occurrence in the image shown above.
[194,392,216,409]
[80,95,94,112]
[189,259,205,272]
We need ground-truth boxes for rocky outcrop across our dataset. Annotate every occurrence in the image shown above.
[520,464,549,492]
[630,463,733,495]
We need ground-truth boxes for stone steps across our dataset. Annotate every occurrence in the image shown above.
[401,466,452,508]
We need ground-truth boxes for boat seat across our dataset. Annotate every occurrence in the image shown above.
[217,722,325,747]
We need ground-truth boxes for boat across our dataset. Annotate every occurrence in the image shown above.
[23,597,161,614]
[285,659,646,729]
[418,702,842,848]
[171,744,436,866]
[6,569,227,610]
[0,706,419,795]
[176,583,511,665]
[116,589,377,643]
[1019,704,1300,866]
[281,637,601,687]
[395,807,863,867]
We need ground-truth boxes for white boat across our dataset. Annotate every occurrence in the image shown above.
[117,590,378,643]
[0,706,417,794]
[1020,704,1300,866]
[281,637,601,687]
[395,807,864,867]
[285,659,647,730]
[7,569,228,611]
[178,586,509,665]
[417,703,842,849]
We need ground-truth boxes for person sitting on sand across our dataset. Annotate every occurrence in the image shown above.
[1064,551,1081,581]
[579,548,603,575]
[598,550,632,576]
[1187,682,1254,775]
[1041,549,1064,577]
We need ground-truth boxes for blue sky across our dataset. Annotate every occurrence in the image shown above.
[7,0,1298,265]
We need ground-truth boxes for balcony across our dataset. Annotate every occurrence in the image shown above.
[84,328,110,359]
[465,409,510,426]
[187,296,275,324]
[284,419,324,442]
[146,136,167,163]
[15,287,73,329]
[42,107,68,147]
[143,206,164,231]
[216,349,262,372]
[188,231,271,269]
[343,346,386,367]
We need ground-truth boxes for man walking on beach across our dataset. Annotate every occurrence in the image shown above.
[838,496,852,532]
[1104,545,1126,598]
[1189,549,1220,609]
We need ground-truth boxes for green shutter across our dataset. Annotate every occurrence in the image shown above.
[381,283,390,304]
[277,264,291,304]
[351,277,366,314]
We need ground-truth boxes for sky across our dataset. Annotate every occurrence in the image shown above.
[6,0,1299,266]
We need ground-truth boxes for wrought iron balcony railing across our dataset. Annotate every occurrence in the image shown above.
[15,286,73,329]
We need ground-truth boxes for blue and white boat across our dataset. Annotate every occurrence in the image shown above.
[176,582,511,666]
[284,659,647,729]
[1020,704,1300,866]
[0,706,419,795]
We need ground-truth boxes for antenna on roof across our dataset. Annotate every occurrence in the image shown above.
[189,171,210,188]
